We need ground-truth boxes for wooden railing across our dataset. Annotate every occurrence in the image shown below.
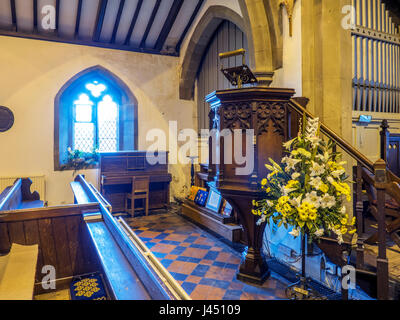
[288,99,400,300]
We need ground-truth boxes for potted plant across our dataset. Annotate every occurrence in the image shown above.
[60,147,100,176]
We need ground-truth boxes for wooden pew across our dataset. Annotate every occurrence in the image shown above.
[0,202,101,298]
[71,175,190,300]
[0,178,44,211]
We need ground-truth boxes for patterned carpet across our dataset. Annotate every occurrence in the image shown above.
[125,210,290,300]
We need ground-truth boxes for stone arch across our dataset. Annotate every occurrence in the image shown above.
[179,5,249,100]
[179,2,283,101]
[54,65,138,170]
[238,0,283,79]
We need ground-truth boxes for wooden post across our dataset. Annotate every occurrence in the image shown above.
[355,162,365,269]
[374,159,389,300]
[380,120,390,162]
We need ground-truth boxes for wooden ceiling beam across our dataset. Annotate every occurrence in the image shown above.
[154,0,184,52]
[93,0,108,42]
[124,0,143,45]
[55,0,60,35]
[0,28,178,56]
[75,0,83,38]
[110,0,125,44]
[33,0,38,33]
[10,0,17,31]
[176,0,204,53]
[139,0,161,49]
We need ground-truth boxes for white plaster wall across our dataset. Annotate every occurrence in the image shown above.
[0,36,196,206]
[271,0,302,96]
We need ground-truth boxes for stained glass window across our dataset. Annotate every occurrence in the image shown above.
[73,82,119,152]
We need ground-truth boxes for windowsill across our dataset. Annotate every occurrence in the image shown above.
[54,164,99,172]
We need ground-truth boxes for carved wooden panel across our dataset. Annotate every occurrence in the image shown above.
[257,102,287,136]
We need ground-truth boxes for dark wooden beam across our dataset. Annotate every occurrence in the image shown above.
[75,0,83,39]
[0,28,179,57]
[176,0,204,53]
[139,0,161,49]
[55,0,60,34]
[33,0,38,33]
[124,0,143,46]
[10,0,17,31]
[154,0,184,51]
[93,0,108,42]
[110,0,125,44]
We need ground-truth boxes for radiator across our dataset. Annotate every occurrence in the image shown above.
[0,176,46,201]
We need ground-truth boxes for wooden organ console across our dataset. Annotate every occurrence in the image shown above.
[99,151,171,213]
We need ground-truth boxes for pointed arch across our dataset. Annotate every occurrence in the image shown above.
[54,65,138,170]
[179,3,284,101]
[179,5,249,100]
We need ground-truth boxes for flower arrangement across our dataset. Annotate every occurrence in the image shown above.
[61,147,100,176]
[253,116,356,244]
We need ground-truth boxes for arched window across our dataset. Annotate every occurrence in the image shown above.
[54,66,138,170]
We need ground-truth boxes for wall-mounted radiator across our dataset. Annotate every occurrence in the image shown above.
[0,176,46,202]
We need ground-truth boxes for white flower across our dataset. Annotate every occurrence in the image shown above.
[283,138,296,150]
[283,157,301,171]
[306,136,322,149]
[289,228,300,238]
[290,195,303,207]
[257,215,267,226]
[281,185,296,196]
[310,161,325,177]
[327,176,335,185]
[305,117,320,138]
[310,177,323,190]
[314,229,325,237]
[291,172,300,180]
[304,191,322,208]
[340,206,346,214]
[316,152,330,163]
[320,194,336,209]
[331,169,345,179]
[266,200,274,207]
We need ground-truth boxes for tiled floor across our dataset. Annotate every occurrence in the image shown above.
[126,210,290,300]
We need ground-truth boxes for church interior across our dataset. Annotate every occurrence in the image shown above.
[0,0,400,302]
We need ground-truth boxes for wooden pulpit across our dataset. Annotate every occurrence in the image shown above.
[206,87,296,284]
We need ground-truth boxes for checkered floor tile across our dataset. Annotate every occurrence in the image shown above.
[125,210,290,300]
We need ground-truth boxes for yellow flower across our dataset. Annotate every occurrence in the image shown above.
[286,180,299,189]
[278,196,289,205]
[298,210,308,221]
[319,183,329,193]
[261,179,268,186]
[341,227,348,235]
[349,229,357,235]
[341,217,348,225]
[308,211,317,221]
[266,187,271,193]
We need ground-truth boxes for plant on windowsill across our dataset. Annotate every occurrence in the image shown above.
[60,147,100,176]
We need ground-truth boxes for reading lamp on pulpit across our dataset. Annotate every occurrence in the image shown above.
[219,48,258,88]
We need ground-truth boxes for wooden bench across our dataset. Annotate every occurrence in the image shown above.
[0,244,38,300]
[71,175,190,300]
[0,178,44,212]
